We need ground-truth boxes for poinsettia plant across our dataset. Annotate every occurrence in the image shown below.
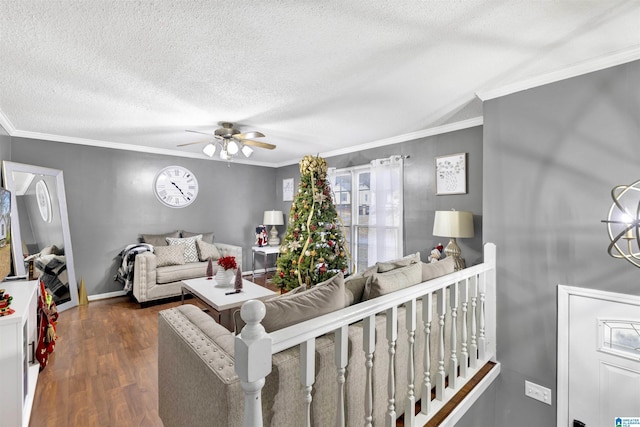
[217,256,237,270]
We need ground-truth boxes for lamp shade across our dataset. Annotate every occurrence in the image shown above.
[433,210,474,238]
[241,145,254,157]
[202,143,216,157]
[263,210,284,226]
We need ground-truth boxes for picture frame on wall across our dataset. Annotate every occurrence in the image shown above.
[283,178,294,201]
[435,153,467,195]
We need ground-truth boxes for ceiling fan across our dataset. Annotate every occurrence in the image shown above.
[179,122,275,160]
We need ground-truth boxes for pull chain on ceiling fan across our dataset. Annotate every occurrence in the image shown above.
[179,122,276,161]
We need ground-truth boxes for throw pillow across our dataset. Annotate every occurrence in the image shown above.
[376,252,421,273]
[166,235,202,263]
[261,272,346,333]
[196,239,221,262]
[182,230,215,244]
[421,256,455,281]
[141,231,180,247]
[39,245,63,257]
[287,284,308,295]
[363,261,423,300]
[154,244,185,267]
[344,265,377,306]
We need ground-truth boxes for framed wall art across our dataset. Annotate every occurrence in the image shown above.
[283,178,294,201]
[435,153,467,195]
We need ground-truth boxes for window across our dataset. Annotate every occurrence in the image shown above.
[328,156,404,273]
[599,319,640,360]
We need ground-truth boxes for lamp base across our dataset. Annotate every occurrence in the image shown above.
[268,225,280,246]
[444,238,466,271]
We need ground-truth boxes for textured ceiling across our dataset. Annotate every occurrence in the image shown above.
[0,1,639,167]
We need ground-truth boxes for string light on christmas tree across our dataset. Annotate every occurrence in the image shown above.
[272,155,349,291]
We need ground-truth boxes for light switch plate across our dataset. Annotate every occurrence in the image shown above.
[525,380,552,405]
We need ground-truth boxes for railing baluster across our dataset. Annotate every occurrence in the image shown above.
[301,339,315,427]
[364,315,376,427]
[470,275,478,369]
[421,292,433,415]
[335,325,348,427]
[479,272,487,361]
[435,288,446,401]
[449,282,459,389]
[459,277,469,378]
[386,306,398,427]
[235,300,272,427]
[405,299,416,427]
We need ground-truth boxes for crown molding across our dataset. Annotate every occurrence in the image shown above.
[9,129,276,167]
[0,109,16,134]
[476,46,640,101]
[272,116,484,168]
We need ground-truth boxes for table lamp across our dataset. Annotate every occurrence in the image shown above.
[263,210,284,246]
[433,209,474,271]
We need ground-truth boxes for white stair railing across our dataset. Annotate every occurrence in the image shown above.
[363,315,376,427]
[405,298,417,427]
[300,339,315,426]
[235,243,499,427]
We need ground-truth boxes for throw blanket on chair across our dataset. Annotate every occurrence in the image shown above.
[116,243,153,292]
[34,254,69,299]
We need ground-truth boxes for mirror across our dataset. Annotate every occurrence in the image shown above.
[2,161,78,312]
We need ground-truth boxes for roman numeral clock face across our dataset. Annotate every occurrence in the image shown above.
[153,166,199,208]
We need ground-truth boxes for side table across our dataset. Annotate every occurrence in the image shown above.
[251,246,280,280]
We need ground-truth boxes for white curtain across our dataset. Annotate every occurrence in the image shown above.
[326,167,337,203]
[368,155,404,265]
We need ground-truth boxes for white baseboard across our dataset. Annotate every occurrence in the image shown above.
[87,290,127,301]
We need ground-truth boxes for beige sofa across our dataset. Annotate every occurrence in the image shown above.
[132,230,243,305]
[158,255,457,427]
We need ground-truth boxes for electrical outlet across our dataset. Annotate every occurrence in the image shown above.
[525,380,552,405]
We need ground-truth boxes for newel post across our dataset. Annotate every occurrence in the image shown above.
[234,300,273,427]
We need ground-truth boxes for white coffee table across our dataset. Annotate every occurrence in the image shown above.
[181,276,277,332]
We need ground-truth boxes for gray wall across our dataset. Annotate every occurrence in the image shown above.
[458,60,640,427]
[5,127,482,297]
[274,126,484,265]
[0,131,10,164]
[9,138,276,296]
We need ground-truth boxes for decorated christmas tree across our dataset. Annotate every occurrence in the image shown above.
[272,155,349,291]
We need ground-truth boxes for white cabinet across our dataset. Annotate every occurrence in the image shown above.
[0,280,39,427]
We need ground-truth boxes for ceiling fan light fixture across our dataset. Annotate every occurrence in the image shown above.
[242,145,253,157]
[202,143,216,157]
[227,140,239,155]
[181,122,275,164]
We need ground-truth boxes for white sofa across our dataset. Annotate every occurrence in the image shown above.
[132,230,243,305]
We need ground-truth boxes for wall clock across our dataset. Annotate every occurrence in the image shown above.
[153,165,199,208]
[36,180,53,223]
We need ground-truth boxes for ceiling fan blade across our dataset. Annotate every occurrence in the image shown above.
[177,138,213,147]
[234,131,265,139]
[242,139,276,150]
[185,129,216,136]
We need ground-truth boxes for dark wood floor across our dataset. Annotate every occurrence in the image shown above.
[28,274,490,427]
[29,274,276,427]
